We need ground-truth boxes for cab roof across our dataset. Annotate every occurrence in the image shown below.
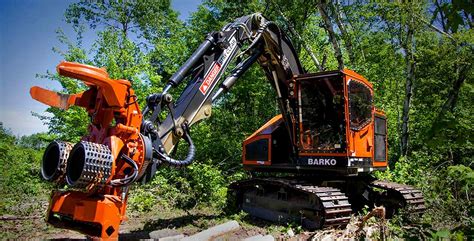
[294,69,373,89]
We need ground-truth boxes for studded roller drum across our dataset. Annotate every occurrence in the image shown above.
[66,141,113,189]
[41,141,73,183]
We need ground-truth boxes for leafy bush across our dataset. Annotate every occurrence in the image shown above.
[425,164,473,230]
[186,162,228,208]
[0,125,50,216]
[128,162,228,213]
[375,153,473,237]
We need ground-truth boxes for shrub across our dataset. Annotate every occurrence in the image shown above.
[0,126,50,216]
[128,162,228,213]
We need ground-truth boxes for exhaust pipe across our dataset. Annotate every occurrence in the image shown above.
[66,141,114,189]
[41,141,73,183]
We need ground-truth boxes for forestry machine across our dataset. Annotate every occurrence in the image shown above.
[31,13,425,239]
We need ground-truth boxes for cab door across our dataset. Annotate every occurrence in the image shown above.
[346,78,374,160]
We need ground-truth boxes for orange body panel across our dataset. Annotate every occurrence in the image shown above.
[242,135,272,166]
[244,114,283,141]
[347,123,374,159]
[47,191,125,238]
[342,69,373,89]
[242,115,283,166]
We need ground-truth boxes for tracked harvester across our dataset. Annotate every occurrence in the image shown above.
[31,13,424,239]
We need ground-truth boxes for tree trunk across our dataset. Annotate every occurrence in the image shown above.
[400,10,416,157]
[317,1,344,70]
[330,1,355,65]
[279,10,323,71]
[432,63,470,130]
[443,64,469,113]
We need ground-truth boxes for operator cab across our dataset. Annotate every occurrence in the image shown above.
[243,69,387,175]
[298,72,346,152]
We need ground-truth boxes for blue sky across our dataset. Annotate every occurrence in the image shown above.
[0,0,200,136]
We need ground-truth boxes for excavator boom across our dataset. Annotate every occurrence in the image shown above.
[141,13,302,163]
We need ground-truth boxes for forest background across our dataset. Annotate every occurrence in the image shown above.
[0,0,472,239]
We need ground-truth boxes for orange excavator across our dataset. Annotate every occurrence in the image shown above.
[31,13,424,239]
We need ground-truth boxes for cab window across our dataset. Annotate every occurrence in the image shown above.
[348,80,372,130]
[299,75,346,151]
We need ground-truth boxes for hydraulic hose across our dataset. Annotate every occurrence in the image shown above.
[155,131,195,167]
[110,154,139,187]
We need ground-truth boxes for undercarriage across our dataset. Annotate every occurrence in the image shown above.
[229,176,425,229]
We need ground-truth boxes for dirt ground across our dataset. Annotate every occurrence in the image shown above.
[0,207,386,240]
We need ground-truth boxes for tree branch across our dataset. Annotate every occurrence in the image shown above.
[330,0,355,65]
[415,13,455,42]
[317,1,344,70]
[278,9,323,71]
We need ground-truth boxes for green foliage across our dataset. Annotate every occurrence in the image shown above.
[128,187,156,212]
[429,229,466,240]
[187,163,228,208]
[426,165,473,228]
[448,165,474,196]
[0,124,50,216]
[129,163,228,212]
[432,0,473,33]
[283,222,303,235]
[17,132,56,150]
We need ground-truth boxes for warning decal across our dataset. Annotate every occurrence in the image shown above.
[199,63,221,95]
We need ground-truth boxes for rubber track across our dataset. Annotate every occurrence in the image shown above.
[370,180,426,212]
[233,178,352,228]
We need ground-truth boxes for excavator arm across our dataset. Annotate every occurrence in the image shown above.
[142,13,303,174]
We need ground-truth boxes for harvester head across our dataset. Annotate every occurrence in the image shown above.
[31,61,152,238]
